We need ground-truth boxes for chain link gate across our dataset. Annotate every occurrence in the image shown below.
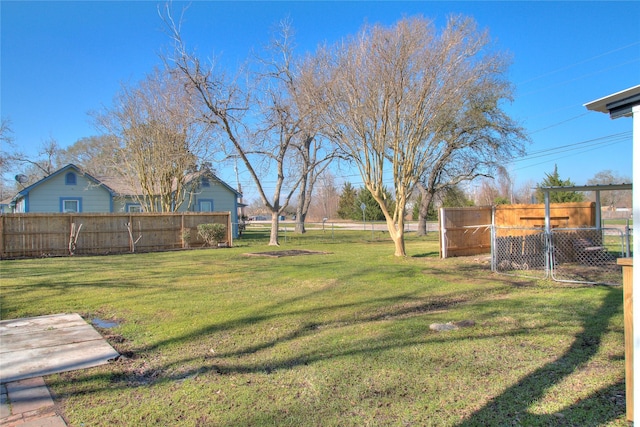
[550,227,626,285]
[492,226,549,280]
[492,226,628,285]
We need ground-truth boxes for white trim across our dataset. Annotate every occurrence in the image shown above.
[632,104,640,420]
[584,85,640,114]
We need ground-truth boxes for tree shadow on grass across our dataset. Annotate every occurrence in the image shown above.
[411,251,440,258]
[42,260,626,425]
[457,287,625,426]
[51,286,473,386]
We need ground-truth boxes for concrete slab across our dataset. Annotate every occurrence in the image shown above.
[16,415,67,427]
[0,383,10,419]
[0,314,119,383]
[5,377,54,414]
[2,377,67,427]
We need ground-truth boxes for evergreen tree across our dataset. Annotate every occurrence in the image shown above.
[536,164,585,203]
[442,185,474,207]
[337,182,358,219]
[355,187,395,221]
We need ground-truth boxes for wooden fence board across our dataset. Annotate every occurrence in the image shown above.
[0,212,231,259]
[440,202,597,258]
[439,207,492,257]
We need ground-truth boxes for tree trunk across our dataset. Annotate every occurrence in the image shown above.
[391,233,406,257]
[384,216,406,257]
[416,216,427,237]
[388,223,406,257]
[294,209,306,234]
[295,164,310,234]
[415,185,434,237]
[269,211,280,246]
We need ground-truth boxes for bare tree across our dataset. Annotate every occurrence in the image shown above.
[307,16,523,256]
[249,22,322,240]
[94,67,213,212]
[513,179,537,204]
[0,117,16,198]
[475,168,513,206]
[56,135,121,176]
[586,169,632,209]
[6,137,60,185]
[413,59,527,235]
[293,134,336,232]
[1,119,68,197]
[0,118,14,173]
[307,170,340,221]
[163,8,329,244]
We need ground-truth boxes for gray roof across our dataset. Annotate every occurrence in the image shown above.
[12,164,242,204]
[584,84,640,119]
[94,170,242,197]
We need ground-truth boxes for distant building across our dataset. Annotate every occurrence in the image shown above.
[9,164,243,236]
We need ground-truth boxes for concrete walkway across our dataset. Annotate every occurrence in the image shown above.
[1,377,66,426]
[1,313,120,383]
[0,313,121,426]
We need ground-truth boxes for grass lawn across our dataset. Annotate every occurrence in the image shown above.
[603,219,632,227]
[0,227,627,426]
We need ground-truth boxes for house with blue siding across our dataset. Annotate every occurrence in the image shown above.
[10,164,243,236]
[11,164,114,214]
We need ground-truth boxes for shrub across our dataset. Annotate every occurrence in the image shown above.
[181,229,192,248]
[197,223,227,246]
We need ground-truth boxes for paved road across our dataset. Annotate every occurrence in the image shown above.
[251,220,440,233]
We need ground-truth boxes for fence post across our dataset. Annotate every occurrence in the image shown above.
[181,213,185,248]
[439,207,446,258]
[0,215,4,259]
[128,214,133,252]
[619,257,634,422]
[626,219,632,258]
[227,211,232,247]
[491,207,496,271]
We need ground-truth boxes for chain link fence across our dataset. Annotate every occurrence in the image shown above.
[550,227,626,286]
[492,227,549,280]
[492,226,629,286]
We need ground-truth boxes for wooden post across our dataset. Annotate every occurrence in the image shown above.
[619,257,634,422]
[0,215,4,259]
[227,211,233,247]
[181,213,186,249]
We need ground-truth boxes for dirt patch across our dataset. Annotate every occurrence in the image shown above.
[244,249,330,258]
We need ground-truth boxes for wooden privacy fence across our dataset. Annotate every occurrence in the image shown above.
[0,212,231,259]
[440,202,597,258]
[494,202,596,230]
[439,206,492,258]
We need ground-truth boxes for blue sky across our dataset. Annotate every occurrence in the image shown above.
[2,1,639,202]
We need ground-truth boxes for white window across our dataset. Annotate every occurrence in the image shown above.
[61,199,80,213]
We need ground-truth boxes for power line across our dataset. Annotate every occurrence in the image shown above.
[511,137,629,173]
[515,41,639,140]
[512,140,626,174]
[529,113,590,134]
[517,41,640,86]
[241,132,632,193]
[518,57,640,98]
[517,132,631,159]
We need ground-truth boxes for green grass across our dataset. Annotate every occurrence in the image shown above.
[0,227,627,426]
[603,219,633,227]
